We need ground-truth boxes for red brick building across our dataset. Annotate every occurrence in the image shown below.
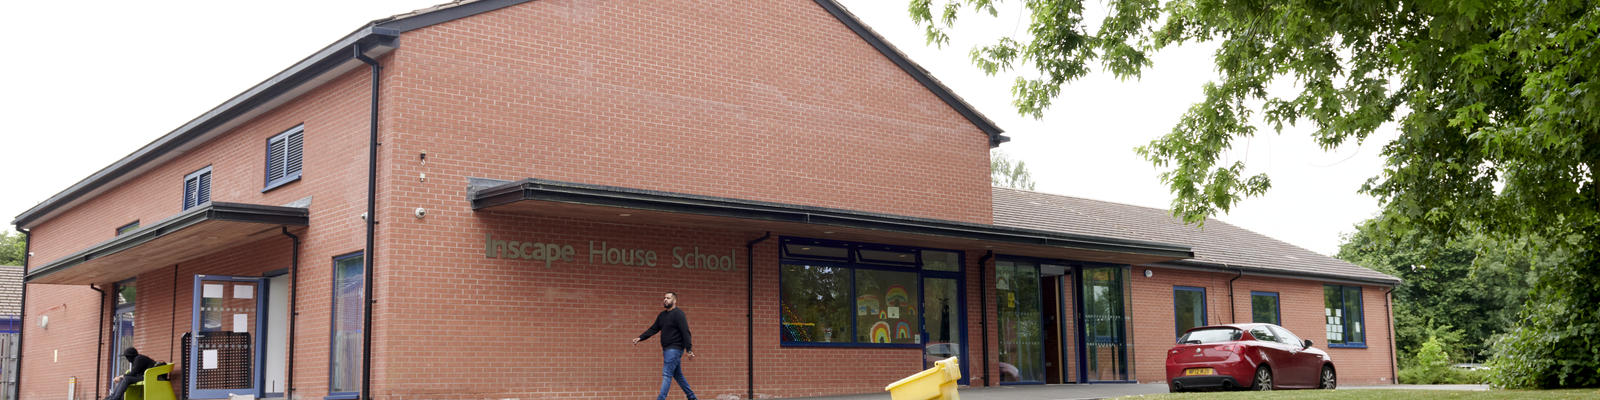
[10,1,1397,399]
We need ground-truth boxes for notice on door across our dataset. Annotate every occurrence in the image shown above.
[202,350,219,369]
[233,285,253,299]
[203,284,224,299]
[233,314,248,333]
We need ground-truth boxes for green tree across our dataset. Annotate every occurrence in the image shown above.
[912,0,1600,388]
[0,230,24,266]
[1338,220,1534,364]
[991,150,1037,190]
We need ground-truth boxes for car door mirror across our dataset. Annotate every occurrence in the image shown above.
[1303,339,1314,349]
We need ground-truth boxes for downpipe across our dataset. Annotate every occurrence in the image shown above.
[744,232,770,399]
[280,227,301,396]
[354,45,382,400]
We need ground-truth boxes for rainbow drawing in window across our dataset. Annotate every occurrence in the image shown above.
[870,321,892,343]
[885,285,914,318]
[895,321,913,340]
[857,294,881,317]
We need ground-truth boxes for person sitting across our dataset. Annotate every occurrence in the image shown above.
[104,347,156,400]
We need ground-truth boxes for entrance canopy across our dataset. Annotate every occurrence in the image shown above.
[468,178,1193,264]
[26,202,309,285]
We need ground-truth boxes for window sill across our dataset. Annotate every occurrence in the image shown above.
[325,393,359,400]
[1327,343,1368,349]
[262,174,302,193]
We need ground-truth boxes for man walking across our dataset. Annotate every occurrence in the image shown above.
[633,291,696,400]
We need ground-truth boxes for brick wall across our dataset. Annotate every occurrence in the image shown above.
[20,61,377,397]
[377,0,993,227]
[1128,266,1396,386]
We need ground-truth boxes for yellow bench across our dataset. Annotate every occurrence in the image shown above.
[126,363,175,400]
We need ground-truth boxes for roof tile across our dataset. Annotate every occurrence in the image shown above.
[992,187,1398,284]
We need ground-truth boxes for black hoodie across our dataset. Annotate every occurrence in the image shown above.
[637,308,692,352]
[122,348,156,378]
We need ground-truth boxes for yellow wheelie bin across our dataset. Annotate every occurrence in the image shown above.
[885,356,960,400]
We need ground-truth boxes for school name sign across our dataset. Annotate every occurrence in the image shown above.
[484,233,737,271]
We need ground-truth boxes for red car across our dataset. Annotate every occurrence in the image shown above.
[1165,323,1337,392]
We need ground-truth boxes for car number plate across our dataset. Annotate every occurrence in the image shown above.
[1185,368,1215,376]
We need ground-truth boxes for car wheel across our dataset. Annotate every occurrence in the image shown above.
[1320,365,1337,389]
[1251,366,1274,391]
[1168,382,1183,393]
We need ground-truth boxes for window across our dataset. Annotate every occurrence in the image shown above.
[1173,286,1207,340]
[183,166,212,210]
[1251,291,1280,324]
[109,280,136,390]
[856,245,916,266]
[330,253,364,397]
[1249,325,1280,343]
[776,237,960,347]
[1324,285,1366,346]
[921,250,961,272]
[264,125,304,191]
[1179,328,1241,344]
[855,269,919,343]
[1270,324,1305,347]
[779,263,851,343]
[115,221,140,236]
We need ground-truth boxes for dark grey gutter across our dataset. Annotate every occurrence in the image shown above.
[25,202,310,283]
[1157,259,1402,286]
[471,178,1193,259]
[812,0,1009,147]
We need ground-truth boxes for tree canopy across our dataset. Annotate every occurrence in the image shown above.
[1338,220,1535,365]
[991,150,1039,190]
[0,230,24,266]
[912,0,1599,388]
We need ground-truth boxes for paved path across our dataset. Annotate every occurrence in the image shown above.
[778,383,1493,399]
[1344,384,1492,391]
[783,383,1171,400]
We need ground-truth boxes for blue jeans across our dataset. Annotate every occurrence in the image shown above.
[657,347,695,400]
[105,375,142,400]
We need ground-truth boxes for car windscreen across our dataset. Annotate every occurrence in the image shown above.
[1178,328,1242,344]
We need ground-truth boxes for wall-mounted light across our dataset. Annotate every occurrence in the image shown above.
[1144,269,1153,278]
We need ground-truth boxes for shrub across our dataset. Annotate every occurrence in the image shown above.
[1399,336,1492,384]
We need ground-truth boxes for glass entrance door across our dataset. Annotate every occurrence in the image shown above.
[1080,266,1131,381]
[922,277,966,384]
[996,260,1044,384]
[189,275,265,399]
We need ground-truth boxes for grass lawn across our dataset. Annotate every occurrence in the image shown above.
[1116,389,1600,399]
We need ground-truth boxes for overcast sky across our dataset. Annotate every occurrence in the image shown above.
[0,0,1394,256]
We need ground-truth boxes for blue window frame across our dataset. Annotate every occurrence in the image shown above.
[263,125,304,191]
[1324,285,1366,347]
[777,237,968,385]
[108,278,136,392]
[1251,291,1281,325]
[328,252,364,399]
[777,237,961,348]
[187,275,267,399]
[1173,286,1207,340]
[183,166,212,210]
